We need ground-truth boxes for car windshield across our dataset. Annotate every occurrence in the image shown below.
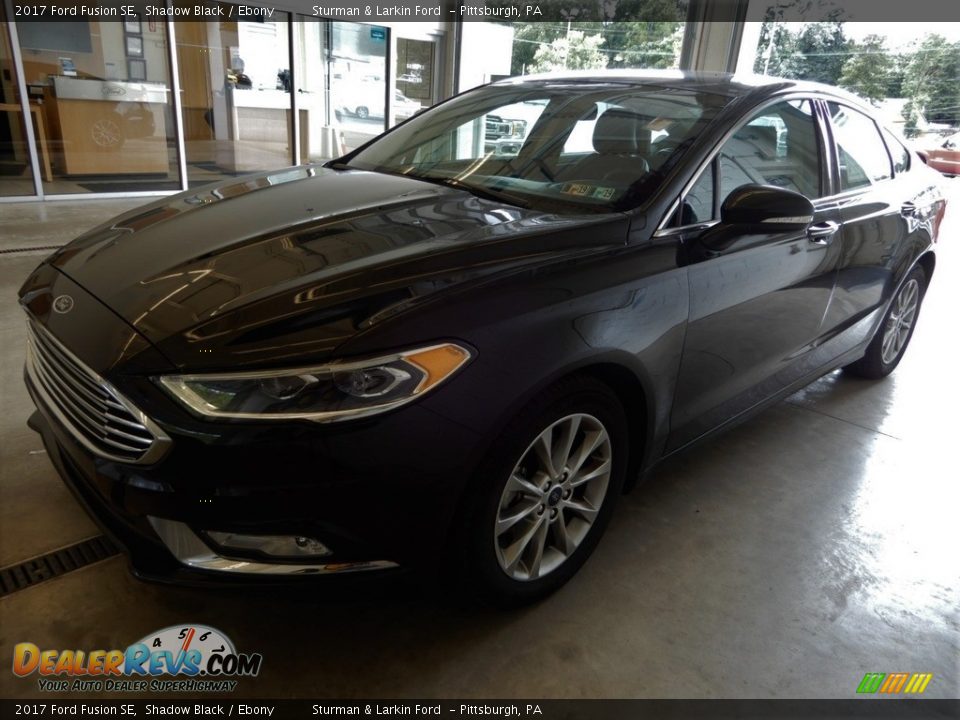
[342,80,733,214]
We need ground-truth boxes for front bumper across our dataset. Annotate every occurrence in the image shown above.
[26,386,480,586]
[26,357,484,586]
[20,262,488,586]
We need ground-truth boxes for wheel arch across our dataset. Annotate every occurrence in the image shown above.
[916,250,936,285]
[485,351,660,493]
[574,361,651,492]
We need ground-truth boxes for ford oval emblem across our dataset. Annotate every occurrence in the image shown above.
[53,295,74,314]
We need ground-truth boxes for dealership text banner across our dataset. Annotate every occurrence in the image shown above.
[9,0,960,22]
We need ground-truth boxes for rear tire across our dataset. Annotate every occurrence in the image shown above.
[844,266,927,379]
[457,376,628,606]
[355,106,369,120]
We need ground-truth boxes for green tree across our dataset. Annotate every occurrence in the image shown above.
[899,34,960,129]
[530,30,607,73]
[754,22,796,76]
[605,22,684,69]
[838,35,892,105]
[782,22,850,85]
[502,0,686,75]
[509,23,568,75]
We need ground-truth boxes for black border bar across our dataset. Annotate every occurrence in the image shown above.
[2,700,960,719]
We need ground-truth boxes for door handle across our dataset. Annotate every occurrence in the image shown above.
[807,221,839,245]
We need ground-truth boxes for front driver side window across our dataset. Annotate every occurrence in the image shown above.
[676,99,821,227]
[718,99,822,205]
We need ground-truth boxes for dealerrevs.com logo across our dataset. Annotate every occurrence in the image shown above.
[12,624,263,693]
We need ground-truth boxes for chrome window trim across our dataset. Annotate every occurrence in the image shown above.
[653,219,720,239]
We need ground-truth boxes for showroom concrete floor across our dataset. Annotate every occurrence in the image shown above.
[1,183,958,700]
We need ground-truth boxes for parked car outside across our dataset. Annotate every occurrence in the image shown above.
[336,84,422,121]
[20,71,946,604]
[925,131,960,176]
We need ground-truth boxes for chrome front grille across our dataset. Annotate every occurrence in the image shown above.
[25,321,170,464]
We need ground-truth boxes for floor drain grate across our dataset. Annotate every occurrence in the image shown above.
[0,536,120,596]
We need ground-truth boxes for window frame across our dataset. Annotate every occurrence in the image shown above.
[822,100,896,194]
[880,126,912,176]
[655,93,830,237]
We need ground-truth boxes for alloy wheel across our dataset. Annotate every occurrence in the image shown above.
[494,413,612,581]
[880,278,920,365]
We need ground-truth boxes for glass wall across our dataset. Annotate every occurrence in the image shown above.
[0,15,441,199]
[175,5,292,188]
[14,17,179,193]
[293,20,389,163]
[459,12,688,92]
[394,37,434,127]
[329,22,388,150]
[743,9,960,160]
[1,7,36,196]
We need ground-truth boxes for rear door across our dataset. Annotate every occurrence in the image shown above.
[666,97,843,450]
[816,102,918,353]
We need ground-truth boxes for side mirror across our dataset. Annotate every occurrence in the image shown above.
[721,184,814,232]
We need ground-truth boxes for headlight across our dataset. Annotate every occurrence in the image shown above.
[157,343,472,422]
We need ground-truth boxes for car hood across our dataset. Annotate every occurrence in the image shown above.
[49,166,629,369]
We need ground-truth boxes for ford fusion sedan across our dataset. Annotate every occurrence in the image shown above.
[20,72,946,604]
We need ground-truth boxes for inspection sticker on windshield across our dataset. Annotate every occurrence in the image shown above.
[560,183,616,200]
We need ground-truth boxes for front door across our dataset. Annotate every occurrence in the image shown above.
[668,98,842,450]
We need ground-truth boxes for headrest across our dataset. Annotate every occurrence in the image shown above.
[593,109,645,155]
[734,125,778,157]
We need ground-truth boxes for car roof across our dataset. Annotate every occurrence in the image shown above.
[490,69,867,105]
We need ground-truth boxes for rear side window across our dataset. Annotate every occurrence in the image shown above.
[828,103,893,189]
[882,128,910,174]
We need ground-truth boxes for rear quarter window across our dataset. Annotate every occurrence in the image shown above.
[881,128,911,174]
[828,102,893,190]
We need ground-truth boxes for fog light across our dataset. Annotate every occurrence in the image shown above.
[205,531,332,559]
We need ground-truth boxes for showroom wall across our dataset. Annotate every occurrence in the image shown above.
[3,0,957,202]
[0,4,452,199]
[0,0,701,201]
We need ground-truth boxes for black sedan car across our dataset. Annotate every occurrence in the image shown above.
[20,72,946,604]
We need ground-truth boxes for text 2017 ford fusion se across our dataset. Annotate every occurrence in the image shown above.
[20,72,946,604]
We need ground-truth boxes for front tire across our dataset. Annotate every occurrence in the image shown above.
[355,106,370,120]
[844,266,927,379]
[460,376,628,606]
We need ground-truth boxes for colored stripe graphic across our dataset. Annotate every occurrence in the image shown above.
[904,673,933,694]
[857,672,932,694]
[880,673,909,693]
[857,673,885,693]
